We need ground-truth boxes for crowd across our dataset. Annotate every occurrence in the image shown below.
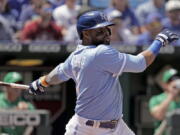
[0,0,179,45]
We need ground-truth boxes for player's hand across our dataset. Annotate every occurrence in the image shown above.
[156,29,179,46]
[17,102,29,110]
[29,79,45,95]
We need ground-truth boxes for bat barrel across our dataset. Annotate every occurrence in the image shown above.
[0,81,29,90]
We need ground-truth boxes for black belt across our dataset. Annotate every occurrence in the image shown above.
[85,119,118,129]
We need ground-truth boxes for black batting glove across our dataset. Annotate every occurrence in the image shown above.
[29,79,45,95]
[156,29,179,46]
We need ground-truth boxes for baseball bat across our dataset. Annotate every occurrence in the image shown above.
[0,81,29,90]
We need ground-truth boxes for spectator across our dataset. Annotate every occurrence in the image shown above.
[48,0,65,9]
[63,23,79,44]
[0,15,14,41]
[149,68,180,135]
[0,0,18,32]
[105,0,140,35]
[162,0,180,46]
[7,0,30,20]
[136,0,166,26]
[19,7,63,43]
[53,0,80,28]
[107,9,138,45]
[52,0,81,40]
[135,13,163,46]
[18,0,52,29]
[108,10,124,44]
[0,72,35,135]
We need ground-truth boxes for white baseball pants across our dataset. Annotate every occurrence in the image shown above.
[65,114,135,135]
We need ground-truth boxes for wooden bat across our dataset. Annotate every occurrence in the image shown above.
[0,81,29,90]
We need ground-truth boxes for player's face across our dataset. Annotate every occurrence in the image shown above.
[89,27,111,45]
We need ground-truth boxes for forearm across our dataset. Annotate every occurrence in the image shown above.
[140,40,163,67]
[124,40,162,73]
[28,65,64,95]
[140,50,156,66]
[42,66,64,86]
[151,95,173,120]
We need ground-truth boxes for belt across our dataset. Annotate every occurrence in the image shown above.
[85,119,118,129]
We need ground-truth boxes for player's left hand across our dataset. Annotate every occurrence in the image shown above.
[156,29,179,46]
[29,79,45,95]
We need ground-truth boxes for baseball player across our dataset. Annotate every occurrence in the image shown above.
[28,11,179,135]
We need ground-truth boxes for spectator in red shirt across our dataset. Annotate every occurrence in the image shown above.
[20,7,63,43]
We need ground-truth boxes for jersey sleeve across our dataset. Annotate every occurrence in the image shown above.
[95,45,127,76]
[95,45,147,76]
[57,61,72,81]
[46,55,73,84]
[122,54,146,73]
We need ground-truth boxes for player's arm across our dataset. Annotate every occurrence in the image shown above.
[28,55,72,95]
[140,30,179,66]
[123,30,179,73]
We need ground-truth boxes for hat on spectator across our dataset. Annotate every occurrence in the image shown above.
[162,68,180,83]
[107,9,122,21]
[165,0,180,12]
[3,72,23,83]
[145,12,162,24]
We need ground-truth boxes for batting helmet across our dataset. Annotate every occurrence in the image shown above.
[3,72,23,83]
[77,10,114,39]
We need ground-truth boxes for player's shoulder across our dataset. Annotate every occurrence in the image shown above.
[96,44,118,55]
[96,44,116,51]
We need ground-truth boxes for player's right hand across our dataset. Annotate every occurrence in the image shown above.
[156,29,179,46]
[29,79,45,95]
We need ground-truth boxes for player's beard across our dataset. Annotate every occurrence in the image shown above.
[92,39,110,45]
[92,34,111,45]
[91,27,111,45]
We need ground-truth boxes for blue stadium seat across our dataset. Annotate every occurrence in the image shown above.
[88,0,111,9]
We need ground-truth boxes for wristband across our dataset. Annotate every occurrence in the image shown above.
[39,76,49,87]
[147,40,163,55]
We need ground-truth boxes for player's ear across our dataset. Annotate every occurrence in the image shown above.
[82,30,91,40]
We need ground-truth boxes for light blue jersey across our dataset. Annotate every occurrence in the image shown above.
[54,44,146,120]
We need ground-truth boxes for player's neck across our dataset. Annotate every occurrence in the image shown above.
[82,40,93,46]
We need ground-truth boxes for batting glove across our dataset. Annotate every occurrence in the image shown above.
[156,29,179,46]
[29,76,48,95]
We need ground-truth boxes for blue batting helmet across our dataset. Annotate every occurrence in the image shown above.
[77,10,114,39]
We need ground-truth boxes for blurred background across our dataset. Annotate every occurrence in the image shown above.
[0,0,179,135]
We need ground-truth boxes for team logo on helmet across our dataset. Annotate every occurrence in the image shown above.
[100,13,108,21]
